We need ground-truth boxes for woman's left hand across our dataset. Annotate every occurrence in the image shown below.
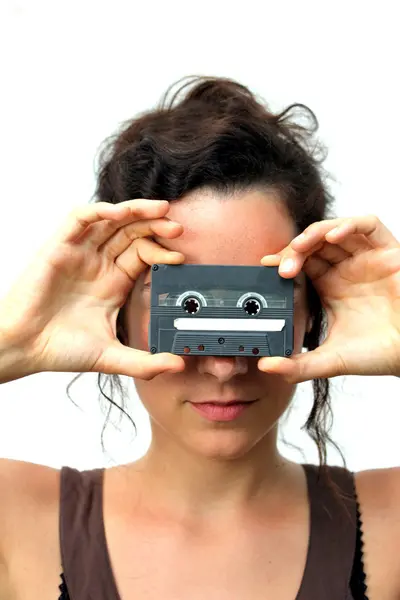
[258,215,400,383]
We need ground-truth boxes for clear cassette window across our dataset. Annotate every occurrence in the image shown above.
[157,288,287,309]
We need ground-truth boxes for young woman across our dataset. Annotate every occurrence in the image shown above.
[0,76,399,600]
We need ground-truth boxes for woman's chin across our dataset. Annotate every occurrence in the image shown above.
[180,428,268,461]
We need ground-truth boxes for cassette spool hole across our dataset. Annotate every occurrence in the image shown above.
[183,297,200,314]
[244,298,261,315]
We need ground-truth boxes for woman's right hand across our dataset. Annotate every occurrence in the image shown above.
[0,199,186,382]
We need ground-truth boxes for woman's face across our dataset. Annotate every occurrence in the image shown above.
[123,189,310,459]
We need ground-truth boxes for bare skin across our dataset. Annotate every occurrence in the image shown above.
[0,191,400,599]
[1,459,400,600]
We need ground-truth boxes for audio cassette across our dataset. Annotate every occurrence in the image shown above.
[148,264,294,358]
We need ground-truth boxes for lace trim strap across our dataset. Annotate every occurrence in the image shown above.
[58,572,70,600]
[349,493,369,600]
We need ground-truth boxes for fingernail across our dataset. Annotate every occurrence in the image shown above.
[280,258,295,272]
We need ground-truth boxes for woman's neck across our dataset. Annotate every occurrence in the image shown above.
[131,424,297,523]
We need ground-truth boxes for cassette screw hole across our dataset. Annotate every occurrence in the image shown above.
[239,346,244,352]
[198,345,205,351]
[218,338,225,344]
[252,348,260,355]
[244,298,261,316]
[285,350,292,356]
[183,297,200,314]
[184,346,191,353]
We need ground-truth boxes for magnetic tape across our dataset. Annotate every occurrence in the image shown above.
[148,264,294,358]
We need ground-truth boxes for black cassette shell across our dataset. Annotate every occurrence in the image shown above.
[148,264,294,358]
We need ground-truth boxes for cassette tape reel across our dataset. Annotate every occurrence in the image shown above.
[148,264,294,358]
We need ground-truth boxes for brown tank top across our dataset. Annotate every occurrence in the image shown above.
[59,464,362,599]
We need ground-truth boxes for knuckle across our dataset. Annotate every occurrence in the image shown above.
[127,200,146,214]
[303,223,317,235]
[134,236,152,255]
[305,221,328,237]
[332,218,348,230]
[93,201,108,209]
[145,369,158,381]
[93,201,111,214]
[135,364,151,380]
[367,214,380,226]
[68,205,85,219]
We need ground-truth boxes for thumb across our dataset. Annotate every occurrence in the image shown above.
[257,347,342,383]
[95,343,186,380]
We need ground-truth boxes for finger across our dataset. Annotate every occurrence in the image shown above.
[258,346,346,383]
[283,242,351,279]
[97,344,186,379]
[292,215,398,255]
[292,224,371,257]
[336,246,400,282]
[263,237,352,280]
[98,218,183,257]
[263,239,400,287]
[311,241,351,264]
[286,241,351,275]
[262,257,328,285]
[261,239,322,272]
[76,216,182,248]
[54,200,171,244]
[325,232,372,255]
[116,237,185,281]
[301,253,331,281]
[260,253,282,267]
[325,215,399,250]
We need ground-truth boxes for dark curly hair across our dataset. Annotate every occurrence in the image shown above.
[67,75,345,481]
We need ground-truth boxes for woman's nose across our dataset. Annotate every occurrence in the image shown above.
[196,355,248,383]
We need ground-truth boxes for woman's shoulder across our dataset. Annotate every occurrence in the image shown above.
[353,465,400,598]
[354,465,400,538]
[0,458,62,599]
[354,464,400,509]
[0,458,61,526]
[0,455,60,486]
[0,457,60,530]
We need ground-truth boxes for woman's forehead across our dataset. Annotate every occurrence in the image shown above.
[156,190,297,263]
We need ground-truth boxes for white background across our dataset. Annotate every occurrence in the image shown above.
[0,0,398,471]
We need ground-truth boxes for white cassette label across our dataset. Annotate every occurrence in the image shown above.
[173,318,286,332]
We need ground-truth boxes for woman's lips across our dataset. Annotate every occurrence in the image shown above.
[189,400,257,422]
